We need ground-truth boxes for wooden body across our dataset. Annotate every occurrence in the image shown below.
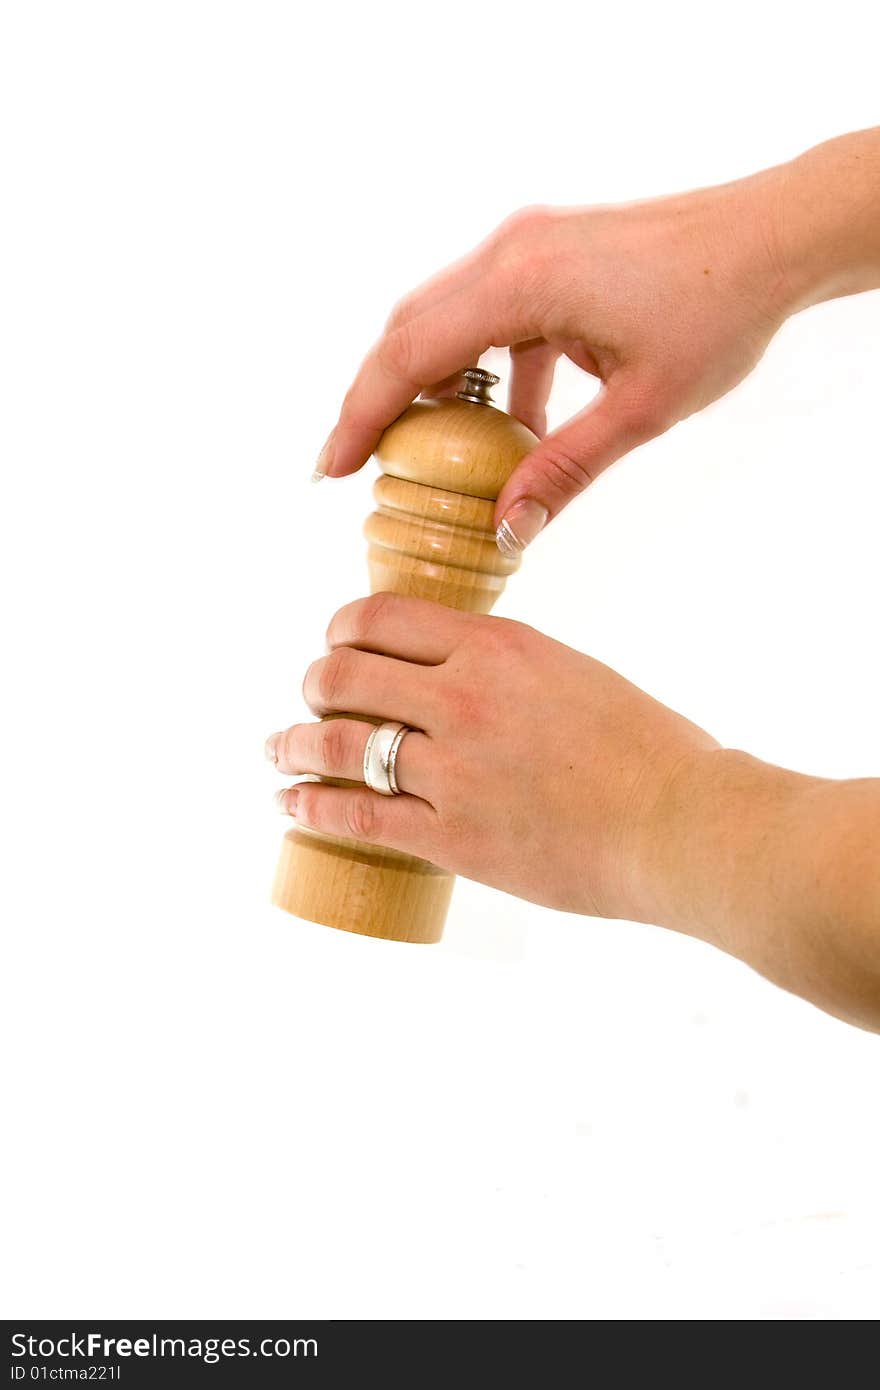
[272,389,538,943]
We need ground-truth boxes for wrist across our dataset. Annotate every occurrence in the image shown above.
[758,130,880,315]
[625,747,810,955]
[611,744,730,935]
[719,166,805,326]
[632,747,880,1029]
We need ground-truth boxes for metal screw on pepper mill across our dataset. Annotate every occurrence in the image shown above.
[456,367,500,406]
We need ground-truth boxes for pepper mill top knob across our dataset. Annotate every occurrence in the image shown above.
[374,367,537,500]
[456,367,501,406]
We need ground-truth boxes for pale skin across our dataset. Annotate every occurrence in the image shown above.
[270,129,880,1032]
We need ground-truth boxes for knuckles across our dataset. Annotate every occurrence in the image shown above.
[384,292,421,335]
[306,647,355,710]
[524,385,675,503]
[278,718,351,776]
[320,647,355,706]
[482,615,535,656]
[295,784,319,826]
[318,718,350,775]
[342,793,380,842]
[375,323,416,384]
[495,203,558,248]
[275,726,297,769]
[531,442,598,497]
[465,615,535,668]
[327,591,395,650]
[617,369,683,443]
[436,618,534,727]
[616,386,672,442]
[490,205,559,286]
[296,784,381,842]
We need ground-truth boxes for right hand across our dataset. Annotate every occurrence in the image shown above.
[317,169,794,549]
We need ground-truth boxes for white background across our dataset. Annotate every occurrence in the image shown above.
[2,1,878,1320]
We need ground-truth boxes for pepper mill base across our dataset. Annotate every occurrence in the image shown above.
[272,828,453,944]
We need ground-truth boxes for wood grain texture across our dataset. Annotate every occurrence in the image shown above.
[272,388,538,943]
[375,395,538,498]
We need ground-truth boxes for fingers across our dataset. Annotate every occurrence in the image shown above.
[383,244,493,342]
[315,222,517,472]
[508,339,560,437]
[315,204,571,480]
[268,717,437,802]
[302,646,442,728]
[322,277,524,481]
[493,374,672,537]
[326,286,494,478]
[326,593,471,664]
[276,781,440,862]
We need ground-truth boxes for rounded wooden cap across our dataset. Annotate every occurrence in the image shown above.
[374,370,538,500]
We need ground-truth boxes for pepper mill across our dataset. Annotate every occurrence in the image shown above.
[272,367,538,943]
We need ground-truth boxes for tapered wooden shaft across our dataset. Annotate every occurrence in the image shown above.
[272,373,537,942]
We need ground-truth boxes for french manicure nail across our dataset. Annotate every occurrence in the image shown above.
[265,733,280,764]
[275,787,299,816]
[312,434,335,483]
[495,499,549,556]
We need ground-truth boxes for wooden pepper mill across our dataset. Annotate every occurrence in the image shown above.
[272,367,538,943]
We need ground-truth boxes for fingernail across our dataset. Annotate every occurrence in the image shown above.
[312,434,334,483]
[496,499,549,556]
[275,787,299,816]
[265,733,280,765]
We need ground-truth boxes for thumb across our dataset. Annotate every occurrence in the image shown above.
[494,376,668,554]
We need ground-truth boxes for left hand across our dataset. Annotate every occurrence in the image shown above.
[266,594,719,920]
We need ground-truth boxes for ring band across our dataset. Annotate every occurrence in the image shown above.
[363,720,410,797]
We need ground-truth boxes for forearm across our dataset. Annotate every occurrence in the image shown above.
[758,127,880,312]
[637,751,880,1031]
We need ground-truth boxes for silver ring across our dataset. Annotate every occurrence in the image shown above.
[363,720,410,796]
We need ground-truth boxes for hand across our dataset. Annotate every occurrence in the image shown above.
[266,593,719,920]
[315,170,793,548]
[267,593,880,1028]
